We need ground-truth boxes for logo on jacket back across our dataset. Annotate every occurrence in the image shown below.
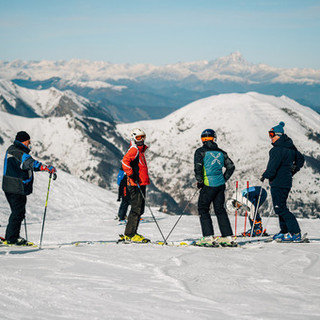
[209,153,222,166]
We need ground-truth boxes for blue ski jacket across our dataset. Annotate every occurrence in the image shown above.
[2,140,42,195]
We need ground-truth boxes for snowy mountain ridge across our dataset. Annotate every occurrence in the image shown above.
[116,92,320,216]
[1,52,320,84]
[0,83,319,216]
[0,79,114,121]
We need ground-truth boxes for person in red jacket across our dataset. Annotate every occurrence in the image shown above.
[120,128,150,242]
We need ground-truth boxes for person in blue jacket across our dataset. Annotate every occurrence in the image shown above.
[116,168,130,224]
[226,186,268,237]
[260,122,305,242]
[2,131,56,245]
[194,129,236,247]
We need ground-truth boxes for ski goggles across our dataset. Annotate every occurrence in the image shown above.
[201,136,214,142]
[268,131,276,138]
[135,135,145,141]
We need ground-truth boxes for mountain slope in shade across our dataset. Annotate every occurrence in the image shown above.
[116,92,320,217]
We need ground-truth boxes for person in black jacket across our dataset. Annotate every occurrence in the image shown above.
[194,129,236,247]
[260,122,305,242]
[2,131,56,245]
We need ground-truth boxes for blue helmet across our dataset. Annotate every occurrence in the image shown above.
[201,129,216,142]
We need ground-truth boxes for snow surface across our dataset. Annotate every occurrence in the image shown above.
[0,167,319,319]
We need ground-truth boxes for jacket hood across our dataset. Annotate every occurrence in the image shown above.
[203,140,218,150]
[272,134,294,150]
[129,141,148,152]
[14,140,31,154]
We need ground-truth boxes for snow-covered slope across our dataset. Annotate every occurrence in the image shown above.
[0,111,125,189]
[0,110,178,209]
[1,52,320,84]
[116,92,320,216]
[0,162,319,319]
[0,79,113,121]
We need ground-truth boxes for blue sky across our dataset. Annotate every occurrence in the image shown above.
[0,0,319,68]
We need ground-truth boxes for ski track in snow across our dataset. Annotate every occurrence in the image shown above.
[0,170,319,319]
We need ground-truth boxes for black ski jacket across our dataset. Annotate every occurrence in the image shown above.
[262,134,304,188]
[2,140,42,195]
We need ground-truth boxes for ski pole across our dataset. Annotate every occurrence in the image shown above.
[244,181,249,235]
[234,181,238,236]
[136,183,167,244]
[164,189,199,243]
[250,185,263,239]
[39,172,56,249]
[24,217,28,241]
[258,201,274,240]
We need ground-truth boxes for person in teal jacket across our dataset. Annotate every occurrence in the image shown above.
[194,129,236,247]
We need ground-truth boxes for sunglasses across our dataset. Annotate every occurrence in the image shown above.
[135,135,145,141]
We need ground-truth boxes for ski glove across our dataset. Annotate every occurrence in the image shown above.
[197,181,204,189]
[40,165,57,174]
[129,173,139,183]
[290,164,297,175]
[259,175,265,182]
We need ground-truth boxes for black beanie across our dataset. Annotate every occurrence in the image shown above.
[15,131,31,142]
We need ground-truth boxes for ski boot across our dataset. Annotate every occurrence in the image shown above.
[241,220,263,237]
[195,236,220,247]
[4,237,35,246]
[277,232,302,242]
[119,233,150,243]
[272,232,286,241]
[217,236,238,247]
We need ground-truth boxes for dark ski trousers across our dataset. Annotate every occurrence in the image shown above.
[124,185,145,237]
[198,184,233,237]
[270,187,301,234]
[118,196,130,220]
[118,186,131,220]
[5,192,27,242]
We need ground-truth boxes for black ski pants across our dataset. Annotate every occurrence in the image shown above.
[198,184,233,237]
[118,193,130,220]
[124,185,145,237]
[5,192,27,242]
[270,187,301,234]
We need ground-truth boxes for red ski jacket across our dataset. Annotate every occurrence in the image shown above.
[122,143,150,186]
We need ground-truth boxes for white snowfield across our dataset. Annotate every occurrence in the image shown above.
[0,169,319,320]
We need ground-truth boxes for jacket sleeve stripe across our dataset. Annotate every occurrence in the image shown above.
[3,152,8,175]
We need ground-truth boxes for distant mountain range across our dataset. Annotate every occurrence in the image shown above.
[0,52,319,122]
